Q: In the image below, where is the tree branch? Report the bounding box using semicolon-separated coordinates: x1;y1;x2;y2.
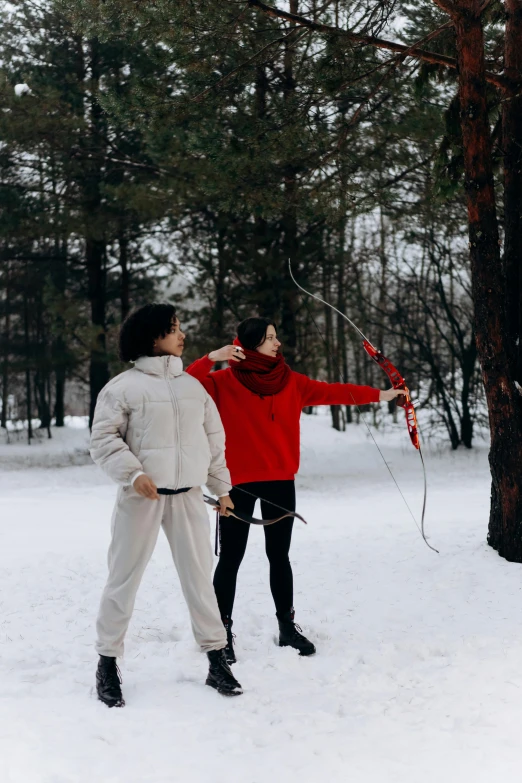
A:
430;0;458;16
246;0;513;92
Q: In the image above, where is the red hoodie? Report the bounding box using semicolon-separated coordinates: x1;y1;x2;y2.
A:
185;355;380;485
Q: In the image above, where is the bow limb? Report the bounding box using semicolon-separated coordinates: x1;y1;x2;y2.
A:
288;259;437;554
289;261;370;343
362;340;420;450
203;495;308;526
418;447;435;552
234;510;308;526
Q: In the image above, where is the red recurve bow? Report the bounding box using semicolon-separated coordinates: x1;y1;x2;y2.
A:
289;260;438;554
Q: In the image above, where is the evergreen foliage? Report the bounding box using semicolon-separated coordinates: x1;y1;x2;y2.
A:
0;0;502;453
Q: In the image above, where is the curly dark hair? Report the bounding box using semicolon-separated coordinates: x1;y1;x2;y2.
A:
237;317;277;351
119;303;177;362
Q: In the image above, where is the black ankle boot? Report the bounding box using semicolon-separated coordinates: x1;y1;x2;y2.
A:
277;609;316;656
206;649;242;696
96;655;125;708
222;617;236;665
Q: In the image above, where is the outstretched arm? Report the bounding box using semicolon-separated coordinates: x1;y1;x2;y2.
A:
295;372;387;408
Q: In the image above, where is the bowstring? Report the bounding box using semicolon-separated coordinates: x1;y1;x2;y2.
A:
207;473;300;518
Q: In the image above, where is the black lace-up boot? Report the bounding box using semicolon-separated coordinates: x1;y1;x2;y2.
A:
277;609;316;656
206;649;242;696
96;655;125;708
222;617;236;665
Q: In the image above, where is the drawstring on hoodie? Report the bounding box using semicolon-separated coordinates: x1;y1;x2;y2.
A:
257;393;275;421
214;509;221;555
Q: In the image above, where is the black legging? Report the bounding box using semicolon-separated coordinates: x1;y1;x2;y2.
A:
213;480;296;618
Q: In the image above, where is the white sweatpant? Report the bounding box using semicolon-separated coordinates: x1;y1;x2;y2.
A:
95;486;226;657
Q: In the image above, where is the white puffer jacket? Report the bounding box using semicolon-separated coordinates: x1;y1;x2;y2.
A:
90;355;231;497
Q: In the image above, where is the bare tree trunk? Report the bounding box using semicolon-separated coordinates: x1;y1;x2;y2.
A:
53;246;67;428
34;372;52;435
47;372;52;438
23;287;33;445
502;0;522;382
49;147;68;428
1;260;10;430
280;0;299;368
214;222;228;340
378;207;397;422
119;228;130;321
87;239;109;427
323;256;341;430
34;294;52;432
446;2;522;559
54;366;65;427
343;221;355;424
85;39;110;427
336;227;347;430
460;337;477;448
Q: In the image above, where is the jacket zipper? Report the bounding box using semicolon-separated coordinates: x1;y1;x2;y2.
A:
164;356;182;489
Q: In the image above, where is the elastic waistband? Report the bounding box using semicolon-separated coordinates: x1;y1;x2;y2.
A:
231;470;296;485
157;487;192;495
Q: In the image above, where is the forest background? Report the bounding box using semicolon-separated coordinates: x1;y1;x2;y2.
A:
1;0;521;558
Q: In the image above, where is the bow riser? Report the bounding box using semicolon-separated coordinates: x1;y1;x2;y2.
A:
404;405;420;450
362;340;406;389
362;339;420;450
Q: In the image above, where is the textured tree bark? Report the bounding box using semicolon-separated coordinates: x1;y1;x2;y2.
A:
459;339;477;448
449;4;522;559
502;0;522;383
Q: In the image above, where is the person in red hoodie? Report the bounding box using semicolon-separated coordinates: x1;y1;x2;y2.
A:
186;316;405;662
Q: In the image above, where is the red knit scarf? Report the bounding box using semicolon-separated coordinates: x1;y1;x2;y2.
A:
229;338;292;396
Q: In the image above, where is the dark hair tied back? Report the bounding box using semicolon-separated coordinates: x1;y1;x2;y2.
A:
119;303;177;362
237;317;276;351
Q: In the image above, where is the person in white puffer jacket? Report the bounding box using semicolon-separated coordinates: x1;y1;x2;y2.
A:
90;303;243;706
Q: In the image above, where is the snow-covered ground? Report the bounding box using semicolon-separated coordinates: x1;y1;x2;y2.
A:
0;417;92;470
1;412;520;783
